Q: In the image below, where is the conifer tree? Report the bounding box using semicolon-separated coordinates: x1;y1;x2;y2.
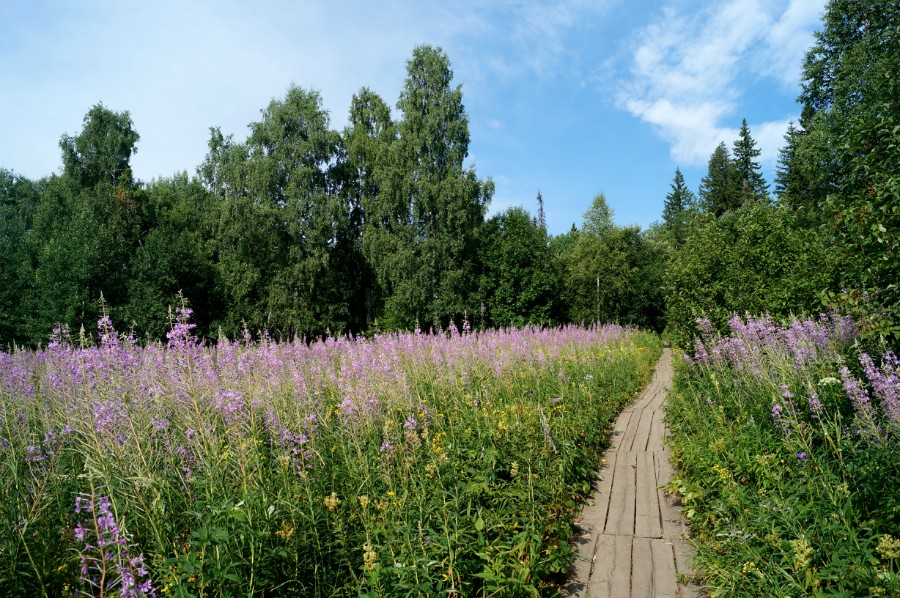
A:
699;142;739;217
536;190;546;230
662;167;695;247
774;121;810;209
732;118;769;204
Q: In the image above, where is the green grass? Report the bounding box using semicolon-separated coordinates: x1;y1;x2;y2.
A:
0;321;661;596
666;315;900;596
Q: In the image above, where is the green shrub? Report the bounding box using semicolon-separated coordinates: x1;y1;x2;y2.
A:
667;315;900;596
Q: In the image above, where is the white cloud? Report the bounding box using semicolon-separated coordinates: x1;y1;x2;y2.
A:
620;0;825;166
754;117;794;164
0;0;614;181
762;0;826;86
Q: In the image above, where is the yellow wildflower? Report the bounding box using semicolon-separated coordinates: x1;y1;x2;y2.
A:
324;492;341;512
876;534;900;560
275;521;295;540
789;538;814;571
362;543;378;570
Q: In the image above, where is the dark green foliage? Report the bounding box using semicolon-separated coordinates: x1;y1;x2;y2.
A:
25;105;143;342
122;173;219;339
699;142;740;217
795;0;900;343
731;118;769;204
773;121;811;211
560;194;665;330
199;86;365;339
0;170;39;346
368;45;493;330
668;318;900;595
60;103;140;189
665;203;842;347
661;167;696;248
477;206;558;328
562;199;629;325
344;88;398;328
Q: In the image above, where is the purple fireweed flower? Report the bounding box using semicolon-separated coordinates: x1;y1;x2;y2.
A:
74;493;156;597
841;366;875;420
693;338;710;363
92;399;130;446
695;317;714;340
214;390;245;426
338;397;358;419
97;315;120;350
380;440;394;456
807;393;823;418
166;306;197;349
403;415;418;430
48;324;72;351
25;445;43;462
859;351;900;430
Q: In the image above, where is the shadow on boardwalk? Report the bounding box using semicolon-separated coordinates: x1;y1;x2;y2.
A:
565;349;702;597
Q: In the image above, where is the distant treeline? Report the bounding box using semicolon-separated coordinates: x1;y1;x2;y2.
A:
1;0;897;348
0;46;664;346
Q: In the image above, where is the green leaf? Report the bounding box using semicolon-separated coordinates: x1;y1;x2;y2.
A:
475;515;484;531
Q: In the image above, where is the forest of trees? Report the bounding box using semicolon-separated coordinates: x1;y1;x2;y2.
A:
1;0;897;349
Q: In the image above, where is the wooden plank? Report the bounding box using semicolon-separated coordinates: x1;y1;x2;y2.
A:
646;407;666;453
658;484;695;584
632;538;678;598
603;451;636;535
581;450;618;528
632;373;660;410
565;521;598;598
609;410;632;451
589;534;633;598
634;451;662;539
569;350;700;595
631;407;655;452
619;407;645;452
651;538;679;598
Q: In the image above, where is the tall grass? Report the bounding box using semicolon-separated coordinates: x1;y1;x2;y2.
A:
667;314;900;596
0;311;660;596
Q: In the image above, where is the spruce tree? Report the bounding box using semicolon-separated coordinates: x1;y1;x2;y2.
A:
662;167;695;247
699;142;739;217
732;118;769;204
536;190;546;230
774;121;810;209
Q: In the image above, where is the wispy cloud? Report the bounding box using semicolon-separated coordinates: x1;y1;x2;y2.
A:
620;0;824;166
0;0;616;181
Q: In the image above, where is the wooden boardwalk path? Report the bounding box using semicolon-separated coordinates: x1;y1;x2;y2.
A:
565;349;700;597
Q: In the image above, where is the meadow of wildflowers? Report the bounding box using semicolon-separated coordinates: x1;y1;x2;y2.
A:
667;314;900;596
0;310;660;596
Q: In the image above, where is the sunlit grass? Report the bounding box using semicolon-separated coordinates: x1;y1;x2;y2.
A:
0;313;660;596
668;315;900;596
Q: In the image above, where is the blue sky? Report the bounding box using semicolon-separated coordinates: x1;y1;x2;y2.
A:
0;0;825;235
